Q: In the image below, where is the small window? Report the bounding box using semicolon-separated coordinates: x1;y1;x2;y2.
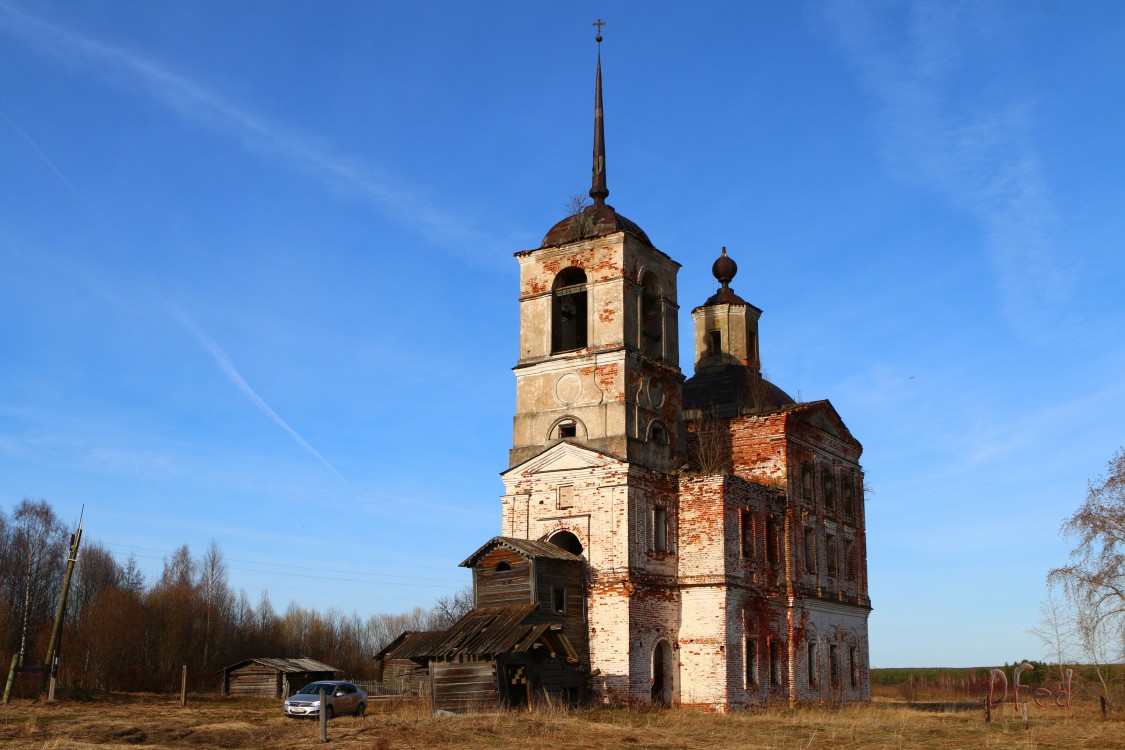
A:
649;421;669;445
769;640;782;686
745;637;758;687
557;484;574;510
740;510;755;560
823;471;836;512
826;533;837;577
706;329;722;357
842;479;855;518
552;587;566;613
849;646;859;688
653;507;668;553
804;527;816;575
830;644;840;688
495;561;512;572
845;540;857;581
807;642;818;689
558;422;577;439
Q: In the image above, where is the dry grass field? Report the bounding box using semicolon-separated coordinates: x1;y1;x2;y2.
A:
0;693;1121;750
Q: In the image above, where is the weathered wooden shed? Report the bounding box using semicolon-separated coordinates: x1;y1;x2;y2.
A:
220;657;338;698
379;537;589;712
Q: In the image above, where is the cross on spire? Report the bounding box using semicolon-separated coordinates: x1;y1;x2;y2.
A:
593;18;606;43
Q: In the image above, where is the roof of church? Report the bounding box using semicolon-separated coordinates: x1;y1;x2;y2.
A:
540;32;653;250
459;536;585;568
683;365;796;417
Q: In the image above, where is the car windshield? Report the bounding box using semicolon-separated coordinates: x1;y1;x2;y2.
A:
295;683;337;696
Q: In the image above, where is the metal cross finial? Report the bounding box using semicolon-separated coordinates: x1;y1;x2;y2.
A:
593;18;605;43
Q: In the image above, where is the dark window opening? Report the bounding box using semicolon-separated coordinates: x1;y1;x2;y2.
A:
769;640;782;687
842;480;855;519
849;646;859;688
746;637;758;687
826;533;838;578
653;507;668;553
706;329;722;358
495;561;512;572
766;516;780;565
649;421;669;445
558;422;577;439
748;331;758;364
549;530;583;556
807;642;818;689
740;509;755;560
804;527;816;575
552;267;588;353
830;644;840;688
823;471;836;512
552;587;566;613
641;272;662;360
845;540;857;582
801;464;814;498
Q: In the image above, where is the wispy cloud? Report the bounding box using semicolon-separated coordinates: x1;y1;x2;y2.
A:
170;305;352;492
0;3;514;266
819;0;1068;333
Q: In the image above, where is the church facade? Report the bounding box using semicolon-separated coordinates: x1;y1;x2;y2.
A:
497;48;871;710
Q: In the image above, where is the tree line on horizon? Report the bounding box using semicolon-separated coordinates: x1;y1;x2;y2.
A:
0;498;471;695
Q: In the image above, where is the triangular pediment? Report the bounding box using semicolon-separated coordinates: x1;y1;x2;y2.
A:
792;400;861;449
502;441;620;478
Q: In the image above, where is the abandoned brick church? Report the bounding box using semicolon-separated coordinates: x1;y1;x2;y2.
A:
378;40;871;712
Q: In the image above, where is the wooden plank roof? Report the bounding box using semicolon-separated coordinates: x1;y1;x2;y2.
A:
459;536;584;568
386;604;565;660
219;657;337;674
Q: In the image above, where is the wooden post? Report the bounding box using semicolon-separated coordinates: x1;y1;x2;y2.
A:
985;698;991;723
180;665;188;707
39;520;83;700
319;687;328;743
1100;696;1107;718
1020;701;1029;729
2;654;18;705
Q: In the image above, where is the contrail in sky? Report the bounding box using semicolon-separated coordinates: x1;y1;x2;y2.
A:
0;2;511;266
170;305;352;491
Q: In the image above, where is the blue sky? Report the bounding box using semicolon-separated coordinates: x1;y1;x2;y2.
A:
2;1;1123;668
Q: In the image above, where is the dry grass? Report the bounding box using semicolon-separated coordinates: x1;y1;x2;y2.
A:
0;693;1120;750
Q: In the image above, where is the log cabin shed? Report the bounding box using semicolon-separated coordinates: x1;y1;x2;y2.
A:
220;657;338;698
379;537;589;712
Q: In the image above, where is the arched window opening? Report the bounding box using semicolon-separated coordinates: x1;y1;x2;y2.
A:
552;267;588;353
548;530;583;556
651;640;674;704
648;420;669;445
495;561;512;572
641;272;662;359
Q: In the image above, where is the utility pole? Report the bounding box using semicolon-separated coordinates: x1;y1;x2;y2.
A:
39;512;83;701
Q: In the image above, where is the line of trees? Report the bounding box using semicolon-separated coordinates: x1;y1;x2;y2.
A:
0;498;472;695
1036;447;1125;707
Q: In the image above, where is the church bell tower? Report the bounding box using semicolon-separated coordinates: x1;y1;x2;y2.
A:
509;39;684;472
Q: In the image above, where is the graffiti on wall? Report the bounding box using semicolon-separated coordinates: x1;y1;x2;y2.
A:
987;661;1072;711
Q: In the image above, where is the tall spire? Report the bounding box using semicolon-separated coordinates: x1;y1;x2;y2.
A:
590;20;608;206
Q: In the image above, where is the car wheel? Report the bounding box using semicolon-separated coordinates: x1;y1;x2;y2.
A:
325;705;334;720
355;702;366;718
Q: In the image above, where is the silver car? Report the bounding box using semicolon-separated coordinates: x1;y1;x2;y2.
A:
283;681;367;719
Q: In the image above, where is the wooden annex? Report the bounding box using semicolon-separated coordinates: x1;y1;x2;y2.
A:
379;537;588;712
219;657;338;698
